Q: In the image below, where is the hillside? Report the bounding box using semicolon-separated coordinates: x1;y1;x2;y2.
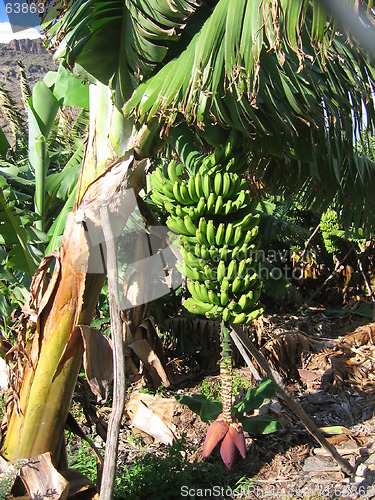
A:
0;38;56;140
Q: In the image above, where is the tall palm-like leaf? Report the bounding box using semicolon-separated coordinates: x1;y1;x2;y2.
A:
124;0;375;233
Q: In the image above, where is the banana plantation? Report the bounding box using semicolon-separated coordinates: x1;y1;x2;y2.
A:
0;0;375;498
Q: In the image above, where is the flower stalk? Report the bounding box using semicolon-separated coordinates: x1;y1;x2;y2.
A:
202;322;246;469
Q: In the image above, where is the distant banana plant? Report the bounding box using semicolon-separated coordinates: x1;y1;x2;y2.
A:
0;63;89;337
150;130;264;467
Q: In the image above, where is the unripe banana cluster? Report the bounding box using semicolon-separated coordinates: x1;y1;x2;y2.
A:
151;136;263;325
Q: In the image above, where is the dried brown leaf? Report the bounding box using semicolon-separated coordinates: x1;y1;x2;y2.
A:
80;326;113;402
22;251;60;321
342;323;375;348
60;469;98;498
130;401;175;445
126;392;176;432
128;338;170;388
19;452;69;500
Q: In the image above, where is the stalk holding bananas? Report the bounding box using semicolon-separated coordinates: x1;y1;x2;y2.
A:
151;132;263;325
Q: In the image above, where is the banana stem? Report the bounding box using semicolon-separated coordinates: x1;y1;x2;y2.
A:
220;322;233;423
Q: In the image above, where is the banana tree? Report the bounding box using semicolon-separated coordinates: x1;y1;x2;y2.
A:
2;0;375;489
1;0;201;469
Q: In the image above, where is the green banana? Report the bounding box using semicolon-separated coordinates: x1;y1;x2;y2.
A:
198;217;207;235
221;276;230;293
227;299;237;311
237;259;247;278
214;171;223;196
177;262;202;281
222;172;231;198
183;298;216;316
206;192;216;212
204;264;216;280
205;304;224;320
232;312;247;324
217;260;226;282
233;193;257;213
152;167;170;192
180;181;193;205
194;243;202;258
167;215;188;235
234;212;259;231
232;189;246;209
215;223;226;246
214;195;224;215
238;243;249;260
204;279;215;290
206;220;215;245
167;159;179;183
175;204;188;218
219;244;229;261
198;282;210;303
209;245;219;260
238;293;250;312
196;196;206;215
181;248;200;268
196;229;209;246
243;227;259;245
245;307;264;323
220;287;229;306
186;279;197;298
222;307;231;322
153;146;262;327
202;175;211;199
150;192;163;208
187;175;199;202
231;275;243;293
208;289;220;305
224;223;234;245
223;199;233;215
227;260;237;280
184;215;197;235
233;226;243;246
231;246;240;261
173;181;184;204
188;206;197;219
195;173;204;198
200;244;210;261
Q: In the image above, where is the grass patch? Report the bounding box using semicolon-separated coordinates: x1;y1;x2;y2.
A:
113;438;232;499
65;430;98;483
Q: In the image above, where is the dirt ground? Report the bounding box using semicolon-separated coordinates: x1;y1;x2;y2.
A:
70;302;375;500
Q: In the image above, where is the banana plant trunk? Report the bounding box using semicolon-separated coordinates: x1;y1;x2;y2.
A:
2;82;137;462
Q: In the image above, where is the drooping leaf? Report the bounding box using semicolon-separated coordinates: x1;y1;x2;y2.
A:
43;0;201;100
175;393;210;416
43;64;89;108
233;378;276;416
123;0;375;235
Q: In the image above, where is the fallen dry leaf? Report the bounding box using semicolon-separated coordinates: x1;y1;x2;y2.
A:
19;452;69;500
80;326;113;402
128;338;170;388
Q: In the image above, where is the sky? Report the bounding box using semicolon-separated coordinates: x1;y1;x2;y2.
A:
0;2;41;43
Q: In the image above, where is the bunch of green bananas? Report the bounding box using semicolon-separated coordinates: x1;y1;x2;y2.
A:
151;134;263;325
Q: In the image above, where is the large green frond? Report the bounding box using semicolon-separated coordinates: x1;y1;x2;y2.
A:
42;0;200;101
124;0;375;234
